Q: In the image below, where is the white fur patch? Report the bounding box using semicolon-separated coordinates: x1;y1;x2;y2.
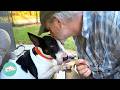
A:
55;40;67;65
56;40;66;52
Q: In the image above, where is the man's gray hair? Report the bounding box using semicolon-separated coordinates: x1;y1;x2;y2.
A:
53;11;82;22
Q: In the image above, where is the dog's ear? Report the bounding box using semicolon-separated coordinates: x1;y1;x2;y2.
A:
28;32;46;48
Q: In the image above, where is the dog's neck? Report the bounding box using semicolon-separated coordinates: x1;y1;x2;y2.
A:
29;47;57;79
30;47;54;62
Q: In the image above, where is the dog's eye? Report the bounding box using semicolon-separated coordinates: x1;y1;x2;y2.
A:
50;45;54;48
44;49;50;55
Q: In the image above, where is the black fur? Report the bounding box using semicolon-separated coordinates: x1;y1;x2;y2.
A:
16;51;38;79
15;32;61;79
28;32;60;59
42;36;60;59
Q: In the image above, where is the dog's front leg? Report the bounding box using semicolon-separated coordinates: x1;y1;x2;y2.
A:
41;65;61;79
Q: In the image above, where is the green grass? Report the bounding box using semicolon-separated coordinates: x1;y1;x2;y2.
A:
13;25;76;51
13;25;39;44
64;37;76;51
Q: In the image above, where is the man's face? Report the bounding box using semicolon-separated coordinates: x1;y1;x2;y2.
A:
45;19;71;44
45;15;83;44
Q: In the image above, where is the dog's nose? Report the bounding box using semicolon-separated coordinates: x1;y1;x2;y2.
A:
63;55;76;62
62;52;68;61
63;56;68;61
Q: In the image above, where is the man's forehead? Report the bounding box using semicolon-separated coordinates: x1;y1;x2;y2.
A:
40;11;60;25
39;11;60;36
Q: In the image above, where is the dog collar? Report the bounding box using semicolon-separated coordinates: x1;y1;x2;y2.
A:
34;47;53;60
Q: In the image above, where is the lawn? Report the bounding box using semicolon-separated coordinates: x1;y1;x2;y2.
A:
13;24;77;51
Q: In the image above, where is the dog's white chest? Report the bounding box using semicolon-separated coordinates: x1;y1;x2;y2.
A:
30;49;55;78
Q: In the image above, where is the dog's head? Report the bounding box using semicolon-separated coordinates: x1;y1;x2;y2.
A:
28;32;68;65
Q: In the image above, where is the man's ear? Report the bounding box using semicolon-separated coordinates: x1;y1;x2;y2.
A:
48;18;62;32
28;32;46;48
54;18;62;31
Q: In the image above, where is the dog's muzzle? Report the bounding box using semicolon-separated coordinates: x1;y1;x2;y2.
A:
63;55;76;62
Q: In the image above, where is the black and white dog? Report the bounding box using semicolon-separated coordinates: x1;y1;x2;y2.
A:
0;33;68;79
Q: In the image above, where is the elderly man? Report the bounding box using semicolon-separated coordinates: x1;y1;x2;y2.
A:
0;29;11;67
39;11;120;79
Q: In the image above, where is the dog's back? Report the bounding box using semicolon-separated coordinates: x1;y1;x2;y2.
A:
0;48;56;79
0;33;69;79
0;50;36;79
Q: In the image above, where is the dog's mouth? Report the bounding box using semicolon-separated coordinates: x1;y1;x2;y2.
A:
63;56;68;61
57;52;77;65
63;55;76;63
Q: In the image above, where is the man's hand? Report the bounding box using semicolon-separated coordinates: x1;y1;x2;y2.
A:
75;59;92;77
